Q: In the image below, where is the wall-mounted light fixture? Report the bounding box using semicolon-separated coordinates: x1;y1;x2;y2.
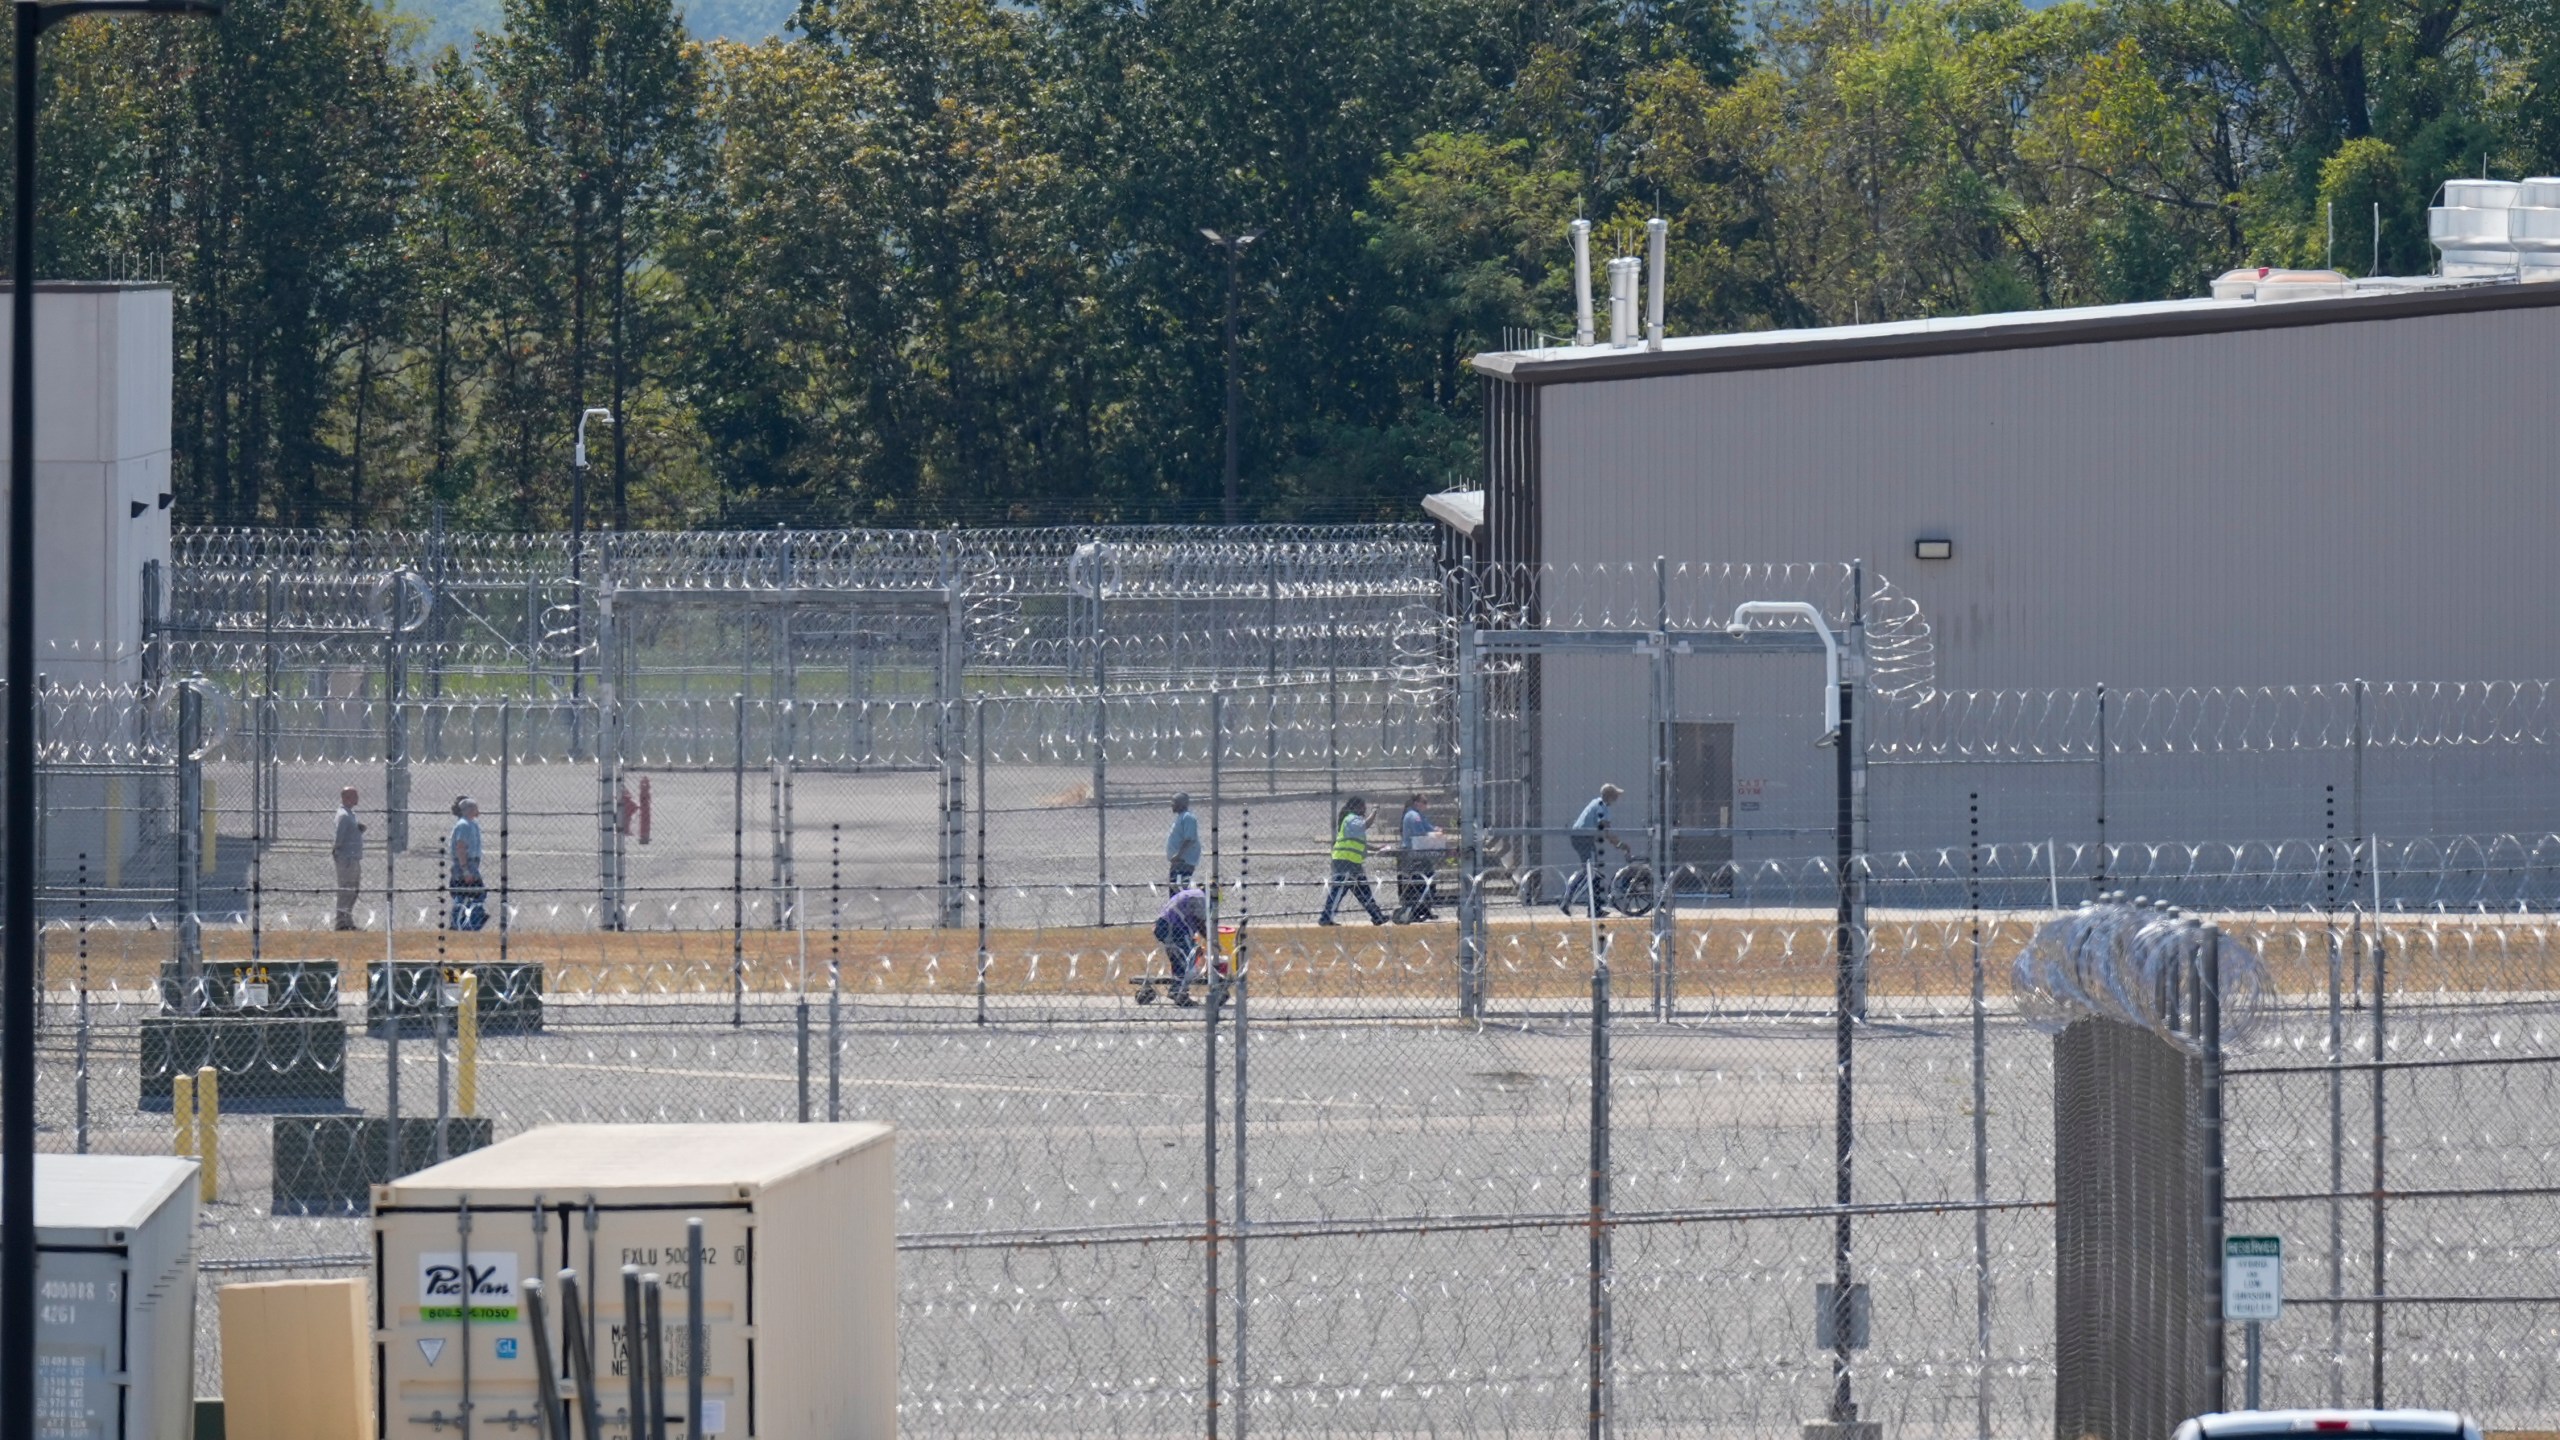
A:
128;501;147;519
1914;538;1953;561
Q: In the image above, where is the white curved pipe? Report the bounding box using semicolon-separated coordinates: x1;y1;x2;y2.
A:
1726;600;1842;737
575;407;616;468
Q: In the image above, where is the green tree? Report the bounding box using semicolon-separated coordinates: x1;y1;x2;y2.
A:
473;0;701;528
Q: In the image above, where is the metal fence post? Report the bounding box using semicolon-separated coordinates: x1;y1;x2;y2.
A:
732;694;746;1029
941;574;968;929
2352;683;2369;1004
387;770;402;1121
31;675;44;984
2330;852;2349;1404
1649;556;1672;1019
1326;613;1339;813
498;702;511;963
597;585;623;931
1234;797;1251;1440
2093;682;2108;894
829;825;843;1121
1093;571;1109;929
778;542;800;929
1970;794;1990;1440
436;852;452;1165
796;883;810;1123
387;587;412;854
262;571;279;843
974;699;989;1024
2369;843;2388;1407
175;683;202;992
1205;688;1230;1431
1263;552;1277;795
1827;568;1863;1428
1588;929;1613;1440
2202;924;2228;1413
1457;629;1484;1020
73;854;88;1155
1205;756;1224;1440
2352;680;2367;868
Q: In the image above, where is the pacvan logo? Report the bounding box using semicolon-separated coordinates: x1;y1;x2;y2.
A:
418;1252;522;1323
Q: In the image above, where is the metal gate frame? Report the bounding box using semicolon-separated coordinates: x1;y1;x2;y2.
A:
1452;562;1885;1433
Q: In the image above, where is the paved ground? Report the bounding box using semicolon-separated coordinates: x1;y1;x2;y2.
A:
41;974;2560;1436
178;756;1400;934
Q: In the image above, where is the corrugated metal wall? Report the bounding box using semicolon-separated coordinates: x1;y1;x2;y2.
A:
1537;304;2560;689
1511;302;2560;861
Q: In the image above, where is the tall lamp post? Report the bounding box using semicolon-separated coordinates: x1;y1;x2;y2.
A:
568;406;612;745
1199;228;1259;526
8;3;216;1436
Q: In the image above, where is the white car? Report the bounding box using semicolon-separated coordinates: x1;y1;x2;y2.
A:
2176;1412;2484;1440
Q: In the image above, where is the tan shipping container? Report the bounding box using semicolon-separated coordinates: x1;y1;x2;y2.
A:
371;1123;895;1440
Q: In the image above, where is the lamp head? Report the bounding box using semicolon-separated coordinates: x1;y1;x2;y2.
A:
574;407;616;467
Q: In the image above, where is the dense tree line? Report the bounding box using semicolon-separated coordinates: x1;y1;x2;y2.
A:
3;0;2551;527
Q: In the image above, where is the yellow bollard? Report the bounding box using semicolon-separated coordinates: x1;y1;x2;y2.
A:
457;972;479;1117
196;1066;219;1204
172;1072;195;1158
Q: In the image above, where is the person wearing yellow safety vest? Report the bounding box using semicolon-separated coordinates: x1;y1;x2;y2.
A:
1316;796;1390;926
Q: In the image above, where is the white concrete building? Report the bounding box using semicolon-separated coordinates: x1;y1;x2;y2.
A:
0;282;175;692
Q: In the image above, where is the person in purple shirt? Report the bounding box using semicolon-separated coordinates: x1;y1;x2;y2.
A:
1153;886;1210;1006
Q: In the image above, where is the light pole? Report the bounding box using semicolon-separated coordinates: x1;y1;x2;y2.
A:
1726;599;1862;1431
9;3;215;1436
1199;228;1259;526
568;406;612;745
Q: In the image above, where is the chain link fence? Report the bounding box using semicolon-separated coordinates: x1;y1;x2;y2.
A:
10;529;2560;1434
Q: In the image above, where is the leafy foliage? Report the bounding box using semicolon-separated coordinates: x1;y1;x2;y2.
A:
6;0;2551;525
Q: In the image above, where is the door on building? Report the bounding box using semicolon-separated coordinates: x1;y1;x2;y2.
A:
1670;721;1736;895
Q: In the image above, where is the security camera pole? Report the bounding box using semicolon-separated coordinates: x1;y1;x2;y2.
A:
8;6;221;1434
1200;228;1261;525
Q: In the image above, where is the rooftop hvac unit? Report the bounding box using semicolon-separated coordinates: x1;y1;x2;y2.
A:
29;1155;201;1440
2431;177;2521;277
2507;176;2560;281
373;1123;896;1440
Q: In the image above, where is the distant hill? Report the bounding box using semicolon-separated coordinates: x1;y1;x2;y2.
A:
383;0;797;53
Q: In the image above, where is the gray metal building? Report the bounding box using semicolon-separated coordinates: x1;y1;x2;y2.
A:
1448;279;2560;890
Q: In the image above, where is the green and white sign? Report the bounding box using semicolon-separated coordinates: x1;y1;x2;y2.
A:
2224;1235;2282;1322
419;1251;521;1323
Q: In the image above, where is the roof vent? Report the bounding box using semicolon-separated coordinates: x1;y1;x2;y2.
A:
2508;177;2560;281
2430;178;2521;278
1607;255;1641;348
2209;267;2353;302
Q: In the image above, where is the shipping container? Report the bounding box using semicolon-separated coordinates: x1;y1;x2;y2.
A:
29;1155;199;1440
371;1123;894;1440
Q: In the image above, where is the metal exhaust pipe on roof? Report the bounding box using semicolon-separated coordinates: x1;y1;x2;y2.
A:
1571;219;1594;346
1645;217;1666;349
1607;255;1640;347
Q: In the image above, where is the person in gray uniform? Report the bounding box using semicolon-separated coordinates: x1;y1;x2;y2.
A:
333;786;367;930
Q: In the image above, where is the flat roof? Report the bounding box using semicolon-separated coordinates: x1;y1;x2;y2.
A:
1470;276;2560;386
378;1122;893;1203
